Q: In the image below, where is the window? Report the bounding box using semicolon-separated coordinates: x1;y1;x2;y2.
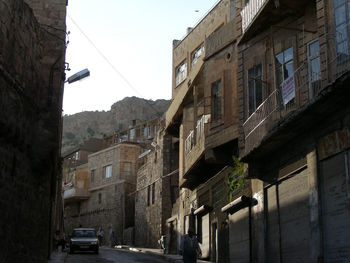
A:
211;80;222;121
152;183;155;204
308;40;321;96
75;152;79;160
275;47;294;105
90;169;95;183
98;193;102;204
153;126;157;137
147;185;151;206
104;165;112;178
212;182;225;208
275;47;294;88
175;60;187;86
129;129;135;140
191;44;204;69
248;64;263;115
334;0;350;62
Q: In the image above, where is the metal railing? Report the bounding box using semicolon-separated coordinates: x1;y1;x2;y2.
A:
185;130;194;154
243;30;350;143
196;115;205;143
241;0;268;33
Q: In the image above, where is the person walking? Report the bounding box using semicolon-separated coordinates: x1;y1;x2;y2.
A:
179;228;201;263
97;227;104;246
109;226;115;248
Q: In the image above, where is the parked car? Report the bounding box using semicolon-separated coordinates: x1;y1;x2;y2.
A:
69;228;99;254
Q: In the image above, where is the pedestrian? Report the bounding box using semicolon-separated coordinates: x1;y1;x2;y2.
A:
109;226;115;248
97;227;104;246
179;228;201;263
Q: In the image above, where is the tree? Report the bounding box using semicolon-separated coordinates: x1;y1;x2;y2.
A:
227;156;245;202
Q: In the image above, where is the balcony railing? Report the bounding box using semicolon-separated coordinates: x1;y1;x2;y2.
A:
63;187;89;200
243;31;350;151
196;115;205;143
184;115;207;155
185;130;194;154
241;0;268;33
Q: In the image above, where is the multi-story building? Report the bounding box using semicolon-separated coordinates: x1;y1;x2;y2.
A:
134;125;179;249
63;120;163;246
0;0;67;261
165;0;240;261
237;0;350;261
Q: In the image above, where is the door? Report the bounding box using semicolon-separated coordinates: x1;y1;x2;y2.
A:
265;168;310;263
320;152;350;261
212;222;218;262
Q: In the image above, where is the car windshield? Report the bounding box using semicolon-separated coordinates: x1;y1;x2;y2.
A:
72;230;96;237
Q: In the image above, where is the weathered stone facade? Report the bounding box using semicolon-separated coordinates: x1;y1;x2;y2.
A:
236;0;350;261
134;130;179;248
0;0;67;262
64;142;142;246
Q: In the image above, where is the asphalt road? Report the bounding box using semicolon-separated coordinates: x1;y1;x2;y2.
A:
65;247;169;263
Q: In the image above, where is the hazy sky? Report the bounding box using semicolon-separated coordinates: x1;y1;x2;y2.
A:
63;0;219;115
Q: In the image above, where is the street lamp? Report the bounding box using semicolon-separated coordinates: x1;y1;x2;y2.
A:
65;68;90;84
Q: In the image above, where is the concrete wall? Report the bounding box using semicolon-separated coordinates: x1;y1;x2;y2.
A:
0;0;66;262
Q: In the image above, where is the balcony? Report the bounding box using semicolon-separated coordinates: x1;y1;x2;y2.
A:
184;115;207;176
239;0;310;43
63;187;89;202
242;32;350;160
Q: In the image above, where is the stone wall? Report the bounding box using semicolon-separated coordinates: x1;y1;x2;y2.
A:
135;132;179;248
64;143;141;245
0;0;66;262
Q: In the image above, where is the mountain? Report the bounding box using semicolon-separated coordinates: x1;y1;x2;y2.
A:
61;97;171;153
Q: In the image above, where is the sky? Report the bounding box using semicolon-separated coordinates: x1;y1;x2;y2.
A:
63;0;220;115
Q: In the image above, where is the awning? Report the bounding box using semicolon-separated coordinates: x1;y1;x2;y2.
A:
194;205;212;216
221;195;257;215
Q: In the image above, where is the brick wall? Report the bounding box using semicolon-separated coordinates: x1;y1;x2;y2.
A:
0;0;66;262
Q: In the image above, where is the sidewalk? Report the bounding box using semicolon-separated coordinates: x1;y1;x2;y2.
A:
115;245;214;263
47;249;67;263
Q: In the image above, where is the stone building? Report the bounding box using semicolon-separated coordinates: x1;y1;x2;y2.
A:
236;0;350;261
63;120;161;245
165;0;240;261
134;126;179;248
64;141;142;245
0;0;67;262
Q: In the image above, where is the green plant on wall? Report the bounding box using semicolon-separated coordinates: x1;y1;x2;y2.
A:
227;156;245;202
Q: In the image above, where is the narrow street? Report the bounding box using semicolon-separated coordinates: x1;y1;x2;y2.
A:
65;248;170;263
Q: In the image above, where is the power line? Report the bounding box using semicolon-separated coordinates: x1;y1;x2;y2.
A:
67;15;163;117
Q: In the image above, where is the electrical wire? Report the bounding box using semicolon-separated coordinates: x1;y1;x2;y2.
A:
67;15;163;117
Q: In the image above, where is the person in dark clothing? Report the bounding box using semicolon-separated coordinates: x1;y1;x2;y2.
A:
179;228;201;263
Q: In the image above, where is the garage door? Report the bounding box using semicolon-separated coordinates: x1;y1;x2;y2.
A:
265;168;310;263
229;207;250;263
320;152;350;262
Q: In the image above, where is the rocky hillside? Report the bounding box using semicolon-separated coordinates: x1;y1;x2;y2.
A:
62;97;171;153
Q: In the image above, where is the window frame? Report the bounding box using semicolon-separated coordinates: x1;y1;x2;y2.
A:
307;39;321;97
211;79;223;122
191;43;204;69
104;165;112;179
247;63;263;116
333;0;350;62
90;169;95;183
175;60;187;87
